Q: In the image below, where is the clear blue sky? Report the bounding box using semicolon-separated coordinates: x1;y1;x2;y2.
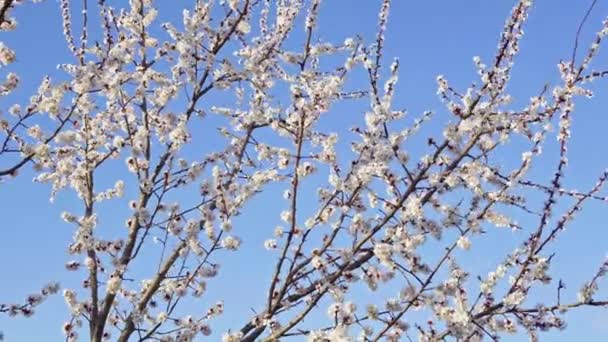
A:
1;0;608;341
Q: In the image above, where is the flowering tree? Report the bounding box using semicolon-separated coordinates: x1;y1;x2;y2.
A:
2;0;608;341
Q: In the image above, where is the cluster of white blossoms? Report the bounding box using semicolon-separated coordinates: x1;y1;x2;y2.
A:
0;282;59;317
2;0;608;341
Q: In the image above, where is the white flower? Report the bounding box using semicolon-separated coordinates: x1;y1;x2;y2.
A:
297;162;315;177
344;38;356;48
221;236;241;251
312;255;326;270
578;282;597;303
156;312;168;324
503;291;525;306
264;239;277;250
222;331;243;342
237;21;250;34
0;43;16;65
326;325;352;342
114;180;125;197
65;261;80;271
457;236;471;250
373;243;393;266
221;220;233;232
106;274;121;294
27;125;43;139
280;210;292;223
61;212;77;223
327;303;341;318
169;122;190;147
227;0;239;11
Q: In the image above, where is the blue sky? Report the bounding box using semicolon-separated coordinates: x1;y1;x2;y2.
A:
1;0;608;341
